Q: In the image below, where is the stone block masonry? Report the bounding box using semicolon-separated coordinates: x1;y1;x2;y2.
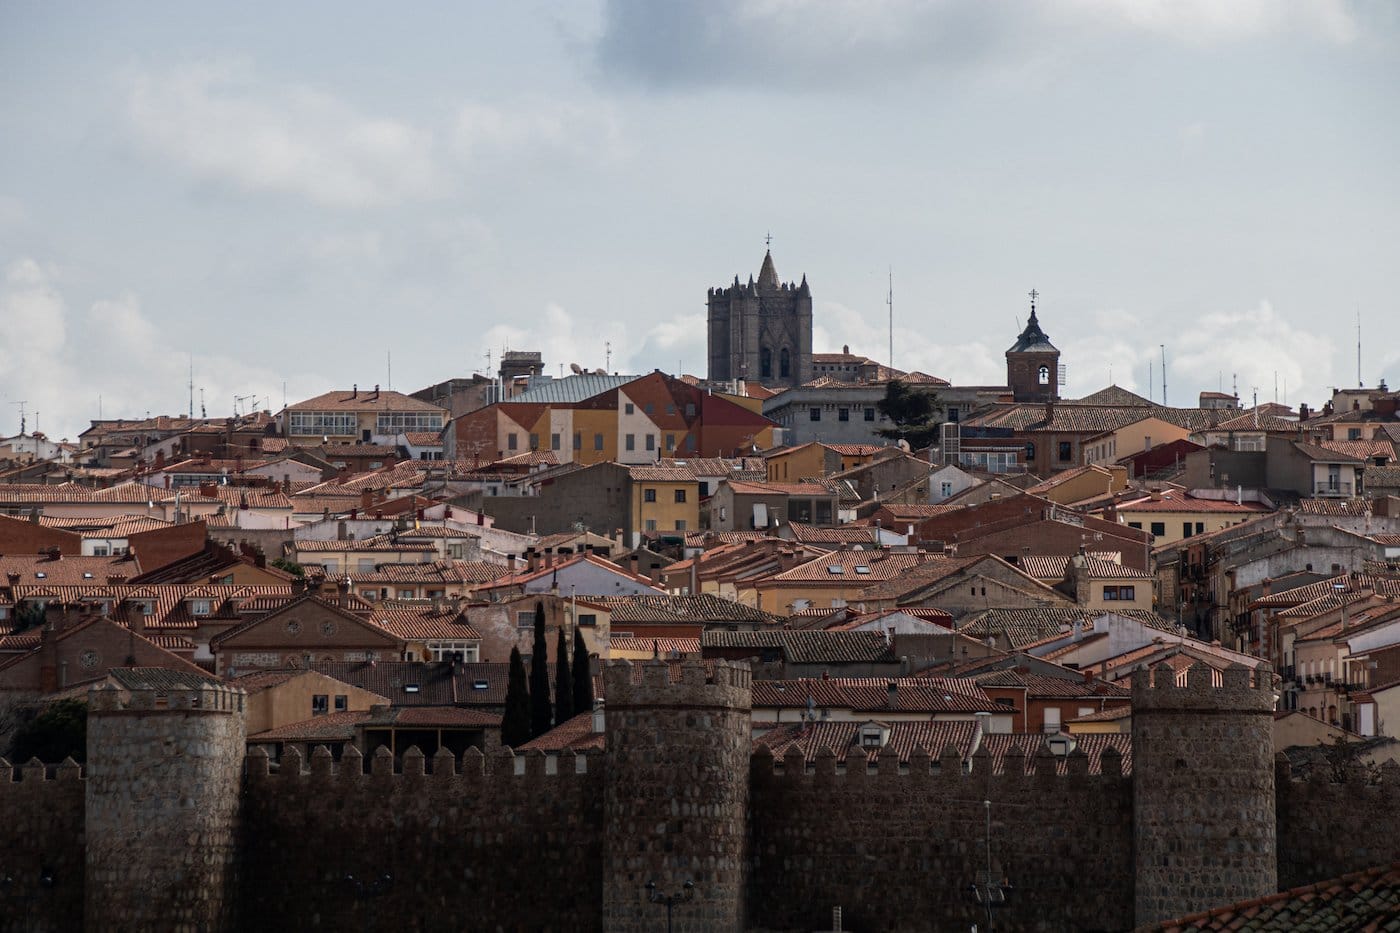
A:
0;757;85;933
85;682;247;933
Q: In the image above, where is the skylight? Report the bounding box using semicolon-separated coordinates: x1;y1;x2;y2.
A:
404;684;420;693
827;565;843;574
472;680;489;690
35;571;46;579
855;566;871;574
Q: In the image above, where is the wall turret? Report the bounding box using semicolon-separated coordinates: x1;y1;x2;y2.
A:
1132;660;1277;927
602;658;752;932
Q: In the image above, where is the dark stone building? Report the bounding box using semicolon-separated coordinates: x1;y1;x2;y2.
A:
707;250;813;389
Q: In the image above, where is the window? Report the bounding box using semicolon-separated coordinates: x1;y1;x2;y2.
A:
684;403;696;417
573;432;582;450
780;348;791;379
1150;522;1166;537
674;489;687;503
838;408;850;422
644;488;657;503
1119;586;1135;601
1043;707;1061;732
940;482;953;497
625;403;635;415
948;408;960;423
516;611;535;629
810;407;822;422
645;434;655;451
189;599;212;616
1183;522;1193;538
625;434;636;451
645;519;657;531
429;641;480;662
397;589;414;599
1038;365;1050;385
577;613;597;627
1348;428;1363;441
1058;441;1073;462
594;433;604;451
1127;521;1142;529
529;433;540;450
861;730;883;748
334;695;348;712
551;433;561;451
864;407;876;421
761;347;773;378
312;694;329;715
1025;443;1036;461
675;520;687;531
374;412;444;433
1103;586;1119;601
665;434;675;451
507;433;518;451
1195;522;1204;534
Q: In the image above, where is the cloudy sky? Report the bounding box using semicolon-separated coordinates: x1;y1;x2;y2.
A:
2;1;1396;440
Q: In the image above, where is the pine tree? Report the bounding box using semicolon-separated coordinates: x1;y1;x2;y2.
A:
529;602;553;737
572;626;593;717
501;647;532;749
554;626;574;724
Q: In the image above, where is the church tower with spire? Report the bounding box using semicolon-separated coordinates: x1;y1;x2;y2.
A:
707;248;813;389
1006;290;1061;402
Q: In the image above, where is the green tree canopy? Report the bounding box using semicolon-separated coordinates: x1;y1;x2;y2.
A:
501;647;532;749
554;626;574;724
528;602;553;737
876;380;944;450
572;626;593;718
9;698;87;764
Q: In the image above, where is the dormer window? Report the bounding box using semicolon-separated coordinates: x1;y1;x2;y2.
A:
189;599;213;616
861;730;883;748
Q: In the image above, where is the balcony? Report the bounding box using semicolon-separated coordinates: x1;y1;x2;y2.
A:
1314;480;1353;497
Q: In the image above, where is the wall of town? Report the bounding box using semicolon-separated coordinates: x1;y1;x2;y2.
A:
0;758;85;933
748;743;1135;932
238;744;605;932
1275;756;1400;891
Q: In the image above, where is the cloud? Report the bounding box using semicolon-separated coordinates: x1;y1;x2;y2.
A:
0;258;324;441
125;59;446;208
813;300;1004;386
592;0;1359;89
452;99;624;165
482;303;629;379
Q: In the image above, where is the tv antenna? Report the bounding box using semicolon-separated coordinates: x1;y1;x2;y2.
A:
886;267;894;374
14;400;27;435
605;341;612;372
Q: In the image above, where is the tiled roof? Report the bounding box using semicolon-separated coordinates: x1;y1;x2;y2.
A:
820;443;887;456
725;480;834;497
1320;438;1396;461
1208;412;1299;432
516;711;605;753
701;629;895;664
626;466;697;482
1366;465;1400;488
350;560;507;585
610;636;701;655
309;660;499;706
755;719;979;763
972;668;1128;698
591;594;780;625
1066;705;1132;723
370;606;482;640
1148;861;1400;932
1018;554;1140;579
228;669;306;693
753;676;999;713
287;390;446;413
0;554;143;588
248;710;366;742
767;550;927;583
784;522;891;545
1296;497;1373;516
294;535;438;553
1117;491;1271;514
402;432;443;447
106;667;220;691
1073;385;1157;407
958;608;1176;648
36;514;173;537
876;503;965;519
977;732;1132;775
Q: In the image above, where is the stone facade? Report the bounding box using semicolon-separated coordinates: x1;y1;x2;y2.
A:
11;658;1400;931
603;659;751;932
85;682;247;933
1131;661;1278;927
707;251;813;390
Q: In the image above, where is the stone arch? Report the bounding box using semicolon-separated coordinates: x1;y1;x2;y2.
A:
1038;364;1051;385
779;347;791;379
760;346;773;379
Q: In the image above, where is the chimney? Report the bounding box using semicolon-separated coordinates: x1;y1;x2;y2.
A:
506;553;517;573
337;575;351;608
525;547;538;573
1045;400;1055;423
352;384;358;399
544;547;554;569
164;474;171;490
1298;402;1310;422
372;384;380;400
361;488;374;511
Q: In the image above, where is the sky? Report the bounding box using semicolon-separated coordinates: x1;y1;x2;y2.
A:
1;0;1397;441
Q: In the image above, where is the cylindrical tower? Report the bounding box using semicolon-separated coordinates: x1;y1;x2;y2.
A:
602;658;752;932
85;681;247;933
1132;660;1277;927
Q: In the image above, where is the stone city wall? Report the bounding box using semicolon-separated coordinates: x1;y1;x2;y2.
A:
238;744;605;933
0;758;85;933
1275;756;1400;891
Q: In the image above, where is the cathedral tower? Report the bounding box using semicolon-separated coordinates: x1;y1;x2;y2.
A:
707;249;813;389
1006;290;1061;402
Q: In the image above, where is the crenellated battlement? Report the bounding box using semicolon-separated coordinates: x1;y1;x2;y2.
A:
602;657;751;712
751;740;1126;783
1131;659;1276;712
0;756;84;786
88;681;246;714
244;743;601;785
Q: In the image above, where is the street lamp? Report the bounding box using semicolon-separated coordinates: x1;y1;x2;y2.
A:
646;879;694;933
965;800;1013;932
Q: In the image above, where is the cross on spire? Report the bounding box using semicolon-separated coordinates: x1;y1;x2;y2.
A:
764;231;773;248
1028;288;1039;308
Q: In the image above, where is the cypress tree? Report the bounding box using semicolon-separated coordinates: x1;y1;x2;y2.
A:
572;626;593;717
554;626;574;724
501;647;532;749
529;602;553;736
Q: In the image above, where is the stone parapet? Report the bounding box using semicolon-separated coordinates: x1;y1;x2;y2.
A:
602;657;751;712
1130;659;1276;712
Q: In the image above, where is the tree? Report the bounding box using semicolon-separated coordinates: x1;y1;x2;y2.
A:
501;647;532;749
572;626;593;717
270;557;306;579
554;626;574;724
529;602;553;737
876;379;944;450
8;698;87;764
11;601;46;634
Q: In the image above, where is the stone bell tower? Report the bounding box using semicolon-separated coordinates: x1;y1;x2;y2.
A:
707;247;813;389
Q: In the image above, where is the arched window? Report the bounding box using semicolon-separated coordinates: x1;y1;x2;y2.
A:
760;347;773;379
779;348;791;378
1038;365;1051;385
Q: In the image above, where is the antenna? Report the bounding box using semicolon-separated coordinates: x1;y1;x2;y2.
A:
605;341;612;372
887;267;894;374
387;350;392;391
1358;309;1363;388
13;400;27;435
188;354;194;420
1149;361;1153;403
200;388;206;419
1160;345;1167;406
1274;371;1278;405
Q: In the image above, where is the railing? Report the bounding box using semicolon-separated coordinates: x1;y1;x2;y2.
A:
1314;480;1353;496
